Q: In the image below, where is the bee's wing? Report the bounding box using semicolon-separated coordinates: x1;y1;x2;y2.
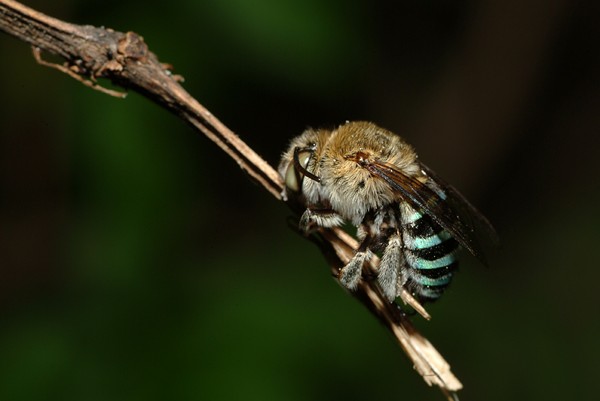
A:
365;160;497;265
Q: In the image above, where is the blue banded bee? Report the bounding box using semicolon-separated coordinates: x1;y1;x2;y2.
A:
279;121;495;303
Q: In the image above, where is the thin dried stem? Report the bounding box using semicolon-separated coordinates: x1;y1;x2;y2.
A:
0;0;462;396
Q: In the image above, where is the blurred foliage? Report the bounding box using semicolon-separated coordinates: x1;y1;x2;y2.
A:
1;0;599;400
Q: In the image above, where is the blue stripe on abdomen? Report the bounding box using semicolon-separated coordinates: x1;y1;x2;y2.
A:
414;273;453;287
411;252;456;270
405;230;452;250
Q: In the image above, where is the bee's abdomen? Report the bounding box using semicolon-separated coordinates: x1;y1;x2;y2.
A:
402;209;459;302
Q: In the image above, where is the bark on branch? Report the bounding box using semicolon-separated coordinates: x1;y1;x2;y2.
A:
0;0;462;397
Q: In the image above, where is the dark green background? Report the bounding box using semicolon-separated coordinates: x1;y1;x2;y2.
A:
1;1;598;400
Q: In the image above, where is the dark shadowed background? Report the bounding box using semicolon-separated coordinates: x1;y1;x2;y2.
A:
1;1;599;400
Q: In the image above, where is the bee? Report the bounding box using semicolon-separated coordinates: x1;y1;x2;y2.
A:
279;121;496;303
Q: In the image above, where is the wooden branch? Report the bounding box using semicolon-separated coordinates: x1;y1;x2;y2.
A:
0;0;462;397
0;0;282;198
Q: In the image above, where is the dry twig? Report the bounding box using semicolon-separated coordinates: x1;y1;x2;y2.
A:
0;0;462;397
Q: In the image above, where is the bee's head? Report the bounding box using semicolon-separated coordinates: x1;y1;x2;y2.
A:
279;127;333;203
284;144;320;192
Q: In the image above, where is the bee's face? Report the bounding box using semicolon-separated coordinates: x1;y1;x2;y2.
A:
278;129;318;193
278;128;327;204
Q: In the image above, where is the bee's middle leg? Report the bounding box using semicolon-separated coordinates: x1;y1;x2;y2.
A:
377;231;403;302
338;233;373;290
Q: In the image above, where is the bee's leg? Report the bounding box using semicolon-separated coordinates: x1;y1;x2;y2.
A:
339;249;373;290
299;208;344;232
377;231;404;302
339;234;374;290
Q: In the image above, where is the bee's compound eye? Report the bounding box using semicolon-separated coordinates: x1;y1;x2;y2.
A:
284;162;299;192
285;150;312;192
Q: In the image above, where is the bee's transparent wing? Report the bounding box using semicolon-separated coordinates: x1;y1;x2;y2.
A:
420;163;499;259
365;160;497;264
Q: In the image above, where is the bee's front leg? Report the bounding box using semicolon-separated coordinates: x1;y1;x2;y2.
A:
299;208;344;232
